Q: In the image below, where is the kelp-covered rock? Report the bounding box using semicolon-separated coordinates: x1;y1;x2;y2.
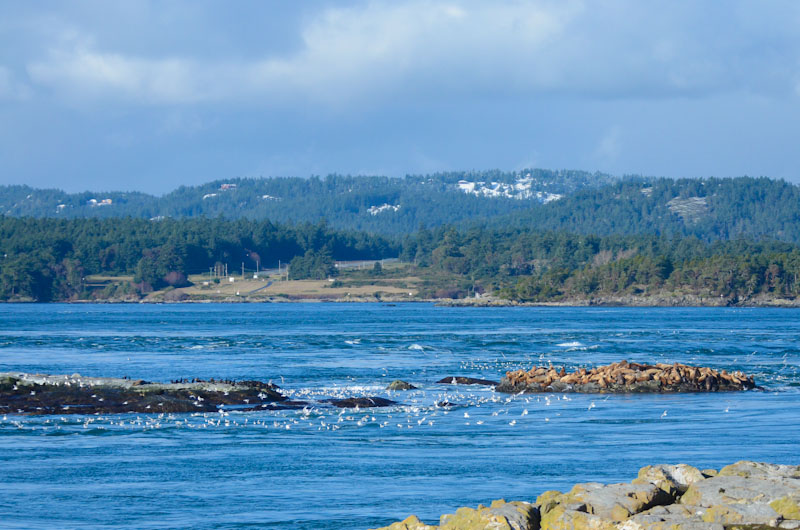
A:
374;461;800;530
497;361;757;394
435;376;499;386
326;396;397;408
0;372;286;415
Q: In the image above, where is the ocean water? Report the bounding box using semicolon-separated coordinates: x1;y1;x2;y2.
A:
0;303;799;530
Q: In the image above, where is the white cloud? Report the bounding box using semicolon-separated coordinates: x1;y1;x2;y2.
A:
21;1;800;106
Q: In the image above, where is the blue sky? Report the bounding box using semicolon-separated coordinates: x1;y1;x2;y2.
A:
1;0;799;193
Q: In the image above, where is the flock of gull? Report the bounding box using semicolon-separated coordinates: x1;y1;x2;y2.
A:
1;380;742;435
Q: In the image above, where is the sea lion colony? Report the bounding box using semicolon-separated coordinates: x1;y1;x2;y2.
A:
497;360;756;393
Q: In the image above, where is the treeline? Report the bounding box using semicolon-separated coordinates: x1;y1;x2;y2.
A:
0;217;396;301
402;226;800;302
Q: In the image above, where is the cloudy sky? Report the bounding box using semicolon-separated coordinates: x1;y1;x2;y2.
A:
1;1;800;193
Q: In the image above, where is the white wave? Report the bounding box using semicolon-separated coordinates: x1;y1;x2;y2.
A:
408;344;426;350
564;345;599;352
344;339;361;345
557;341;584;348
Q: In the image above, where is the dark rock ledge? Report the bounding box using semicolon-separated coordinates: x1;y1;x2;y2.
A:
497;361;758;394
372;461;800;530
0;372;291;415
0;372;400;414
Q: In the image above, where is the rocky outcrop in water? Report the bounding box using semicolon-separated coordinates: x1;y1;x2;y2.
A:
325;397;398;408
436;376;499;386
387;380;417;391
496;361;757;394
0;372;290;415
0;372;405;414
372;461;800;530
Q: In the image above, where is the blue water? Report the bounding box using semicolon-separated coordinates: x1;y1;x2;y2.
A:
1;304;799;530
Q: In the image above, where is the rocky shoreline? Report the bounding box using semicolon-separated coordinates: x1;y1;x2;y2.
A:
372;461;800;530
496;361;757;394
437;294;800;308
5;293;800;306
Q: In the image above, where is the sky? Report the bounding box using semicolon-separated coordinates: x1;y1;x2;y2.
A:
1;0;800;194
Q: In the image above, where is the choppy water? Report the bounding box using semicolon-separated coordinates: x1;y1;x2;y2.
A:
1;303;799;530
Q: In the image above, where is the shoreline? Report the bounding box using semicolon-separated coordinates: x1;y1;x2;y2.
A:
3;294;800;307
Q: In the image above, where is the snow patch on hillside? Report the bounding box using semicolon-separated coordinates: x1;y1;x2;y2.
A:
368;204;401;215
456;174;563;202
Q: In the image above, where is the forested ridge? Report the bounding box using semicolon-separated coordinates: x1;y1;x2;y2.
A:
0;169;609;235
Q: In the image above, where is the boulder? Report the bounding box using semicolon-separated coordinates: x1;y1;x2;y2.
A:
439;500;538;530
634;464;706;496
387;380;417;391
538;481;673;530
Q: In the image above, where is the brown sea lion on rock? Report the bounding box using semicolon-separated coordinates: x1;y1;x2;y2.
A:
496;361;757;394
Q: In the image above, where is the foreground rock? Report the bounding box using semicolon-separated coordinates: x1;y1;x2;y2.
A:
497;360;757;394
372;461;800;530
0;372;290;415
376;500;538;530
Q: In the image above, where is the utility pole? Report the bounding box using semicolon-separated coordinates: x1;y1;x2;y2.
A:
242;262;245;278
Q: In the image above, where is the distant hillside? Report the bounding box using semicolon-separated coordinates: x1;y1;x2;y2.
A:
0;169;613;234
501;176;800;244
5;172;800;243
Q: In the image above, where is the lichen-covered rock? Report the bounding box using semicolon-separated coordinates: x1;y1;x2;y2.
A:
771;496;800;520
373;500;538;530
439;500;538;530
718;461;800;480
369;462;799;530
538;481;673;530
371;515;436;530
679;462;800;528
634;464;705;496
622;503;724;530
